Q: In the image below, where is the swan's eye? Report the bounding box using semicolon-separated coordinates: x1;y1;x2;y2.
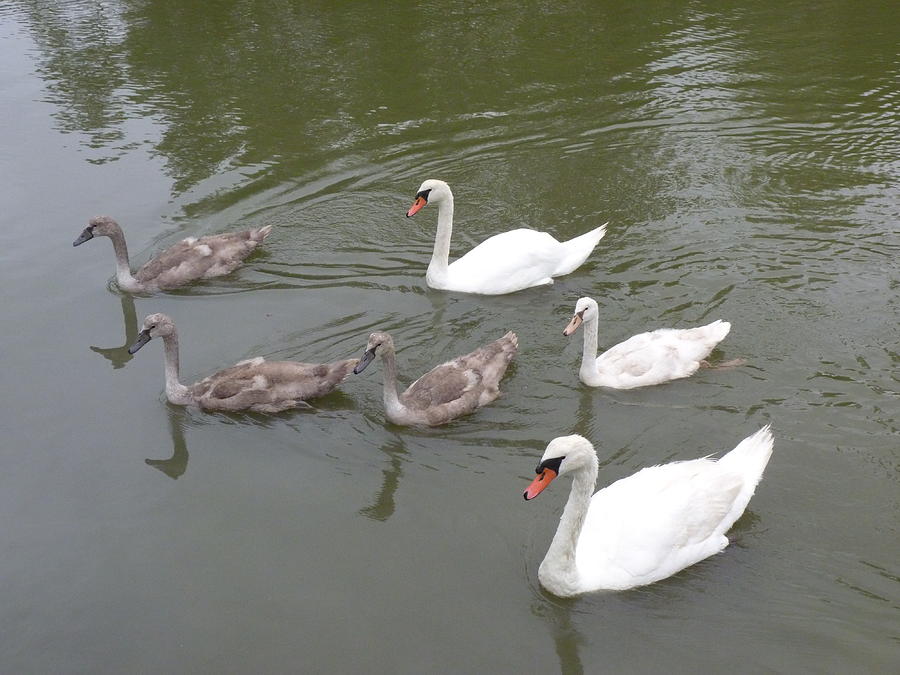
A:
537;456;565;474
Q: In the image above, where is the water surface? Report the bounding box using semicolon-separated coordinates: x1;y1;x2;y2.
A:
1;1;897;672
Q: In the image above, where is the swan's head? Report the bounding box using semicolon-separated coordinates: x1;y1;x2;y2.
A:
406;179;452;217
562;297;599;336
73;216;122;246
524;435;597;500
353;331;395;375
128;313;176;354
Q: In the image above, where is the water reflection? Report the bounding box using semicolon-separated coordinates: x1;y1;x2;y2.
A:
89;293;138;369
144;405;190;479
532;598;586;675
359;439;407;522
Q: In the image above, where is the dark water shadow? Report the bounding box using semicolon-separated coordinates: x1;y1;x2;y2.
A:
89;293;138;369
358;439;408;522
145;405;190;479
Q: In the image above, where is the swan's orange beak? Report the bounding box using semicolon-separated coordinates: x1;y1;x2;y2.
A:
563;311;584;336
406;196;427;218
524;468;557;500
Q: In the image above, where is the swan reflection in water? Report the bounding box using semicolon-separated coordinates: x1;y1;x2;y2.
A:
89;293;138;369
532;599;586;675
358;440;407;522
145;405;190;479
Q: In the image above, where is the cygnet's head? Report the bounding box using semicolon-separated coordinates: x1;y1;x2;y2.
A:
73;216;122;246
562;297;600;336
353;331;395;374
523;434;597;500
406;179;452;218
128;313;176;354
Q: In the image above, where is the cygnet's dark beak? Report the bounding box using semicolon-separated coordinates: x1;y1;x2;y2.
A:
128;329;152;355
353;347;377;374
73;227;94;246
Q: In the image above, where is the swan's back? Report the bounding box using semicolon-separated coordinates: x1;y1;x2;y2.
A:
191;356;356;412
594;320;732;388
398;332;517;424
442;225;606;295
136;226;272;289
576;426;774;590
445;230;566;294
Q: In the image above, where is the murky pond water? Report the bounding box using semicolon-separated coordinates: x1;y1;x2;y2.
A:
1;1;897;672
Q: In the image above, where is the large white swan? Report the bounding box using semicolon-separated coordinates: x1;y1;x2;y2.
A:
524;427;774;595
406;180;607;295
563;297;732;388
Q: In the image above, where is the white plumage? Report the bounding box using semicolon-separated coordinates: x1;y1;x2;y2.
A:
406;179;607;295
524;427;774;596
563;296;732;388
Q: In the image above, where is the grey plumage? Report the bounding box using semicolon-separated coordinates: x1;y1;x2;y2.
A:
129;314;357;413
354;331;518;426
74;216;272;292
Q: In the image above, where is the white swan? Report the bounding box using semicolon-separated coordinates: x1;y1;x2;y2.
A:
406;180;607;295
74;216;272;292
563;297;732;388
524;427;774;595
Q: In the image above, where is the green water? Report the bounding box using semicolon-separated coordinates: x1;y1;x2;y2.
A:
1;1;897;672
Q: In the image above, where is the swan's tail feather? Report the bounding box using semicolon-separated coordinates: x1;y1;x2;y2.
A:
716;425;774;532
251;225;274;242
718;425;773;478
500;331;518;361
703;319;731;344
553;222;608;276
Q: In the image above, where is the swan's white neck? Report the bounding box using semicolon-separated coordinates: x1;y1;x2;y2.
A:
160;333;193;405
378;346;406;418
579;314;604;386
426;194;454;287
106;229;141;291
538;459;598;597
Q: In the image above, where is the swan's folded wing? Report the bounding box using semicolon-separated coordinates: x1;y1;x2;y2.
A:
578;460;740;581
135;231;260;286
596;330;705;387
402;364;481;409
447;229;564;294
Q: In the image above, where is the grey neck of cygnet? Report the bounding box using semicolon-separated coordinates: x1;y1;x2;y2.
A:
378;344;404;413
160;332;192;405
106;227;140;289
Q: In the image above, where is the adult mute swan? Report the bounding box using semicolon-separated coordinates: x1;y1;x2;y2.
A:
406;180;607;295
352;331;517;426
563;297;732;388
74;216;272;292
524;427;774;595
128;314;357;413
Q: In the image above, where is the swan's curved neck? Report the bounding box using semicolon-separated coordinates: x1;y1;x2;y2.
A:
579;315;602;385
426;194;454;284
539;460;597;596
378;345;405;417
160;333;193;405
105;228;140;291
